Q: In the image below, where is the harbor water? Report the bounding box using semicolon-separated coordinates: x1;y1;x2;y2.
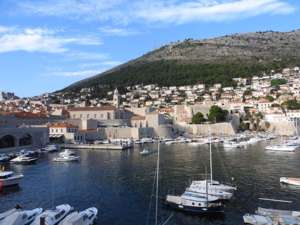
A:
1;141;300;225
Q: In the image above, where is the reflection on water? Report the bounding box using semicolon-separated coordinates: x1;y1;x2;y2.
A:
0;141;299;225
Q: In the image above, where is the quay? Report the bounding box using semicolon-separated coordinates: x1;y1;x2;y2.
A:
63;143;132;150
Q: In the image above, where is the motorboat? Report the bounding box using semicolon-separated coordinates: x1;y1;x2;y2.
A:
256;207;300;217
10;155;38;164
265;144;297;152
58;207;98;225
0;208;42;225
166;191;223;214
223;141;240;148
0;207;22;221
186;186;233;200
0;154;10;163
43;144;59;153
0;170;23;187
140;149;150;156
53;149;80;162
31;204;72;225
280;177;300;186
243;214;273;225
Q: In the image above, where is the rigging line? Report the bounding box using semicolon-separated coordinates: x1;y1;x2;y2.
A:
146;167;157;225
159;213;174;225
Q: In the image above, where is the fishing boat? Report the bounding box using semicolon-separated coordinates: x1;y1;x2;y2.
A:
53;149;80;162
0;208;42;225
58;207;98;225
31;204;72;225
280;177;300;186
0;170;23;187
10;155;38;164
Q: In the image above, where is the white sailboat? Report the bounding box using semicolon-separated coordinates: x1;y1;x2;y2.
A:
0;208;42;225
191;126;237;193
58;207;98;225
31;204;72;225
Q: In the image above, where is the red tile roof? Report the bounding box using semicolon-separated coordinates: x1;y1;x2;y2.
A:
48;122;78;128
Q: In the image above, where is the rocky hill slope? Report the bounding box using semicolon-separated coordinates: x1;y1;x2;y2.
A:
62;29;300;98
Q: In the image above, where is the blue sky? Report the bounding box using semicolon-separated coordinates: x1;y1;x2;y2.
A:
0;0;299;97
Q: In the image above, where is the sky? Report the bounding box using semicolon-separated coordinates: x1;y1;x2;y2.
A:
0;0;300;97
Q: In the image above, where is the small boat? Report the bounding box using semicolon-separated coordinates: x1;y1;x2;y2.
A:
0;208;42;225
256;207;300;217
0;170;23;187
58;207;98;225
0;206;22;221
140;149;150;155
43;144;59;153
223;141;240;148
0;154;10;163
280;177;300;186
31;204;72;225
10;155;38;164
53;149;80;162
166;191;223;214
265;145;297;152
243;214;273;225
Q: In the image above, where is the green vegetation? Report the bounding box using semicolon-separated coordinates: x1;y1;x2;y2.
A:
191;112;206;124
271;78;287;87
208;105;228;123
266;95;275;102
282;99;300;110
62;58;299;98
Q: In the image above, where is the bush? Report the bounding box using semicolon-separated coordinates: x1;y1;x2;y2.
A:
271;79;287;87
191;112;206;124
208;105;228;123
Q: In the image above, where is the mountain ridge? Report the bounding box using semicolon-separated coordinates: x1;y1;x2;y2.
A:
62;29;300;98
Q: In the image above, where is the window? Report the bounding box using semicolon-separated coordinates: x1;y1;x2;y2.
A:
61;128;63;133
107;112;111;119
87;114;90;119
94;114;97;119
80;114;82;118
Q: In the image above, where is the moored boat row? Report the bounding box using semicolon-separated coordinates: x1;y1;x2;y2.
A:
0;205;98;225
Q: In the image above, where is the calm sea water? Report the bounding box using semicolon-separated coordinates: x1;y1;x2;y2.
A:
1;141;300;225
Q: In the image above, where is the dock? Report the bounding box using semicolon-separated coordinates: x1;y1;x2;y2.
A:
63;144;132;150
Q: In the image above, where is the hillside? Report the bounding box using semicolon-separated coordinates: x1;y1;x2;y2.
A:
61;29;300;98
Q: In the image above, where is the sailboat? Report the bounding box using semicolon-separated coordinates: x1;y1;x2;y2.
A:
190;127;237;193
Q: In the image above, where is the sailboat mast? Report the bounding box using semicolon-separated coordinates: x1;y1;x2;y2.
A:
209;126;213;183
155;141;160;225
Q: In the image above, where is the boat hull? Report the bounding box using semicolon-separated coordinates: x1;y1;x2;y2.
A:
280;177;300;186
165;201;224;214
0;175;23;187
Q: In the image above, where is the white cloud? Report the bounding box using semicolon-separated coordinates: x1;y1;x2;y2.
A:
135;0;296;24
18;0;295;24
99;26;140;36
0;26;102;53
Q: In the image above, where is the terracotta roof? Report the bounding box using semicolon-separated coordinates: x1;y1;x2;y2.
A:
48;122;78;128
131;115;146;120
68;106;116;112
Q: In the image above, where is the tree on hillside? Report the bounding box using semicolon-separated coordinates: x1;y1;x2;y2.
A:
271;78;287;87
282;99;300;110
191;112;206;124
208;105;228;123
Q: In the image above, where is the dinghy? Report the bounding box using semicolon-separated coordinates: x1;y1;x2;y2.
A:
31;204;72;225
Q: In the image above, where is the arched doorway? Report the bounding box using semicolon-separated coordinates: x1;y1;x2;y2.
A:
0;135;16;148
19;133;32;146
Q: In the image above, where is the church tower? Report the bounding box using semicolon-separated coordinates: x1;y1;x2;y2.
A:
113;88;120;108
